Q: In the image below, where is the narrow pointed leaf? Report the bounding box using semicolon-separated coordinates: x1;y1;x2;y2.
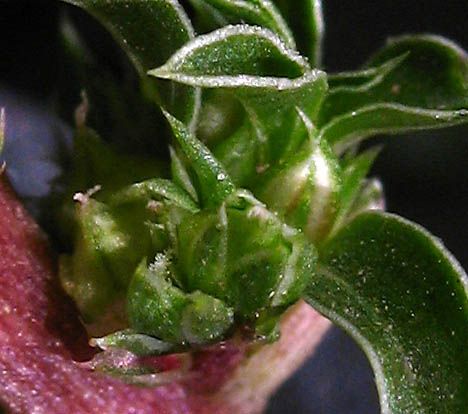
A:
320;103;468;154
270;0;324;66
328;147;380;238
169;146;199;203
305;212;468;414
61;0;199;125
319;35;468;126
163;110;235;207
367;35;468;109
327;54;407;90
188;0;296;49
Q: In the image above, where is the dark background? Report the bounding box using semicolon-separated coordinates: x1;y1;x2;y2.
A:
1;1;467;413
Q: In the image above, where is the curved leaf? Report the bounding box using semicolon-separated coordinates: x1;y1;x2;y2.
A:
61;0;199;126
327;54;406;91
305;212;468;414
319;35;468;128
188;0;296;49
270;0;323;66
150;24;309;79
150;25;327;165
320;103;468;154
367;35;468;109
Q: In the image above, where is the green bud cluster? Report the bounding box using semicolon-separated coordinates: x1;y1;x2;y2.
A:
60;111;322;351
58;0;461;357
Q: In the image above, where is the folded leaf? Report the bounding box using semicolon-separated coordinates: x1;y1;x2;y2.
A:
270;0;324;66
128;256;234;345
150;25;327;166
327;54;406;91
61;0;199;126
367;35;468;109
150;24;309;80
305;212;468;414
320;103;468;154
320;54;407;124
319;35;468;141
188;0;296;49
346;178;385;221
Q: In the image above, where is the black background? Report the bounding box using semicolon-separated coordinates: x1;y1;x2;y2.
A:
1;1;467;413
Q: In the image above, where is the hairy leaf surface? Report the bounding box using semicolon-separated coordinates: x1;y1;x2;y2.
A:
305;212;468;414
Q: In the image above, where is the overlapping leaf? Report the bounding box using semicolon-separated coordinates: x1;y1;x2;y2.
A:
305;212;468;414
270;0;323;66
318;35;468;153
188;0;296;49
321;103;468;154
150;25;327;168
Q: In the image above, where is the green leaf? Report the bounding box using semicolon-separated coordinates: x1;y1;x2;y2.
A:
328;147;381;238
150;24;308;79
110;178;199;213
320;103;468;155
127;256;234;345
367;35;468;109
180;290;234;345
163;110;236;207
255;110;341;243
270;0;324;66
128;256;191;344
150;25;327;166
59;198;138;332
319;54;408;124
176;193;317;318
305;212;468;414
346;178;385;221
212;119;258;187
320;36;468;126
187;0;296;49
91;329;174;356
326;54;406;91
169;146;199;203
61;0;199;126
